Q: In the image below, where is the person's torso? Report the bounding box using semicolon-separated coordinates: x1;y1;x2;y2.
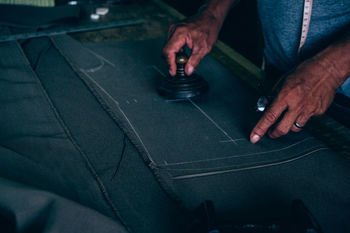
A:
257;0;350;70
257;0;350;96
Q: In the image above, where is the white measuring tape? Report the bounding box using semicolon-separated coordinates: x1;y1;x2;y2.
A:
298;0;313;53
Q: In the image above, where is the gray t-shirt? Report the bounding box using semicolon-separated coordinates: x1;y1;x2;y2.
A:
257;0;350;97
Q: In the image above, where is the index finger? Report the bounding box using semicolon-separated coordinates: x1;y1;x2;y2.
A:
162;32;187;76
250;100;287;143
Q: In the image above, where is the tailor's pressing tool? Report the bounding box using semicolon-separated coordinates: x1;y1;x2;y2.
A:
157;50;209;100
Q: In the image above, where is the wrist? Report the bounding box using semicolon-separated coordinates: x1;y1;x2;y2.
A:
313;32;350;88
200;9;223;29
314;53;349;90
200;0;237;26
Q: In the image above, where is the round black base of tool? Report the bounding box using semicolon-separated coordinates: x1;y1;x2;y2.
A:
157;74;209;100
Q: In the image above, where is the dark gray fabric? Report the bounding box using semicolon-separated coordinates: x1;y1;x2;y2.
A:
0;40;117;218
0;38;183;233
0;177;127;233
52;35;350;233
1;35;350;233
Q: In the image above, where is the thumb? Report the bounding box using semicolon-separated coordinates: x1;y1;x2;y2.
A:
185;47;206;76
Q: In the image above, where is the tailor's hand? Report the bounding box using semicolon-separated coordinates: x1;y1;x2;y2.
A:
250;57;345;143
163;11;221;76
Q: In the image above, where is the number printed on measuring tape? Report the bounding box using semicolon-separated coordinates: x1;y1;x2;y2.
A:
298;0;313;53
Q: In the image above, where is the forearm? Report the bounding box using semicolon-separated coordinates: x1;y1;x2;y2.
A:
200;0;239;28
312;32;350;89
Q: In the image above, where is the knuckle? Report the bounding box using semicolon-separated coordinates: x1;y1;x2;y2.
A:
254;126;264;134
305;105;316;115
162;47;170;56
300;80;315;93
189;59;199;68
162;51;173;61
203;45;211;54
252;125;265;136
195;40;205;48
198;49;208;58
300;114;310;123
168;28;186;40
191;47;200;55
275;127;289;136
315;107;326;115
301;82;313;92
175;27;185;34
264;111;278;123
175;26;191;35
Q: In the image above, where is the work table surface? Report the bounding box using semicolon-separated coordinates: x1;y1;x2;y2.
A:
70;0;350;158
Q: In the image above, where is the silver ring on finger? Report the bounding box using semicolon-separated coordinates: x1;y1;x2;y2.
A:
294;122;303;129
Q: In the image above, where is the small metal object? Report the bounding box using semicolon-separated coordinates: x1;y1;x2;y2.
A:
90;13;100;21
68;1;78;5
294;122;303;129
256;74;286;113
96;7;109;16
175;52;187;77
256;96;270;112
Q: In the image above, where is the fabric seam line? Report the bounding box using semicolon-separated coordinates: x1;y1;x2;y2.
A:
171;147;329;180
16;39;122;224
160;137;315;166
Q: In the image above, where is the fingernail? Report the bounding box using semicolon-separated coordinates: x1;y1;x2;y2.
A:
250;134;260;144
169;70;174;76
187;65;194;75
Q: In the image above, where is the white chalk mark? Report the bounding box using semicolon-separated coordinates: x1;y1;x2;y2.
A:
171;147;328;180
80;69;155;165
133;99;138;103
126;100;130;104
160;137;314;166
187;98;237;145
151;66;238;144
82;48;116;73
88;49;116;67
220;138;246;143
165;99;186;103
85;58;105;73
162;145;323;171
152;65;166;77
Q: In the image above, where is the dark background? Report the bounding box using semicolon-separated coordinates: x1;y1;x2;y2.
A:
60;0;263;66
